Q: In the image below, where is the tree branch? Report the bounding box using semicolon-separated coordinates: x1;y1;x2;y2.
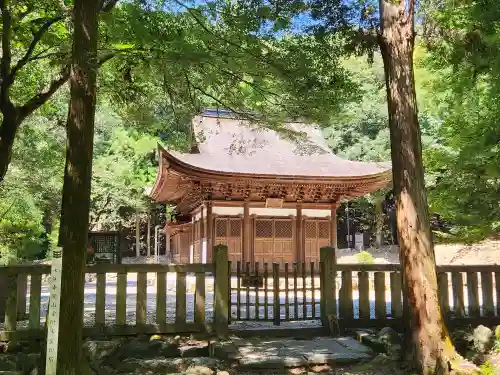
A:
100;0;119;13
18;52;114;121
18;66;70;121
10;16;65;80
185;73;259;122
171;0;289;76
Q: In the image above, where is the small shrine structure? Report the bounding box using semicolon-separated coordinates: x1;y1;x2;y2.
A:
149;110;391;266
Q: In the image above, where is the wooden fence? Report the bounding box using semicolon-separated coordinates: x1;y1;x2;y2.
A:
2;245;500;341
0;245;229;341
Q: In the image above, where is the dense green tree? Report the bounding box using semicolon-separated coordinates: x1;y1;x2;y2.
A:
0;0;118;182
422;0;500;241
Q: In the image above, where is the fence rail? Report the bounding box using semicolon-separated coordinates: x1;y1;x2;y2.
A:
2;245;500;341
0;262;217;341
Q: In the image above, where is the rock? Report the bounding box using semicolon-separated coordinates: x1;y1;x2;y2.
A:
471;325;494;354
370;353;391;365
0;353;40;373
21;353;40;374
378;327;403;360
185;365;214;375
212;341;239;360
310;364;332;373
0;356;17;371
160;341;182;358
182;357;219;368
180;344;209;358
386;343;402;361
378;327;400;344
115;357;179;373
83;340;121;362
116;338;180;359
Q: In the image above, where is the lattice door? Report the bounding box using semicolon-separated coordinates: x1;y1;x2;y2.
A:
305;219;329;263
215;217;242;263
254;218;293;267
179;230;191;264
274;219;293;267
318;220;330;252
193;220;202;263
254;219;273;265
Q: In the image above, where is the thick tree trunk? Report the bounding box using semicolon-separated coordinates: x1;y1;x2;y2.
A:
0;113;19;183
378;0;457;374
56;0;99;374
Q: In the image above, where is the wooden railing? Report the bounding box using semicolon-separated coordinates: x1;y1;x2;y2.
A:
330;263;500;330
0;247;230;341
331;264;403;329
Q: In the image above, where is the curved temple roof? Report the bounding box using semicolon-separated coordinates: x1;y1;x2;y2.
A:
170;115;389;178
150;113;391;210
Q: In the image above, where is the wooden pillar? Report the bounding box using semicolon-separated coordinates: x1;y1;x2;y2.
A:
206;202;213;263
243;202;251;264
330;205;338;249
320;246;337;334
190;216;195;264
199;206;204;264
200;206;205;240
213;244;229;338
296;204;303;262
165;230;171;260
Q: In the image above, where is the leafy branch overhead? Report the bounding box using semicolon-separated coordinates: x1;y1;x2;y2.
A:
0;0;120;183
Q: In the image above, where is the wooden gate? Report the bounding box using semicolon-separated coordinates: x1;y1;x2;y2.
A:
230;261;321;324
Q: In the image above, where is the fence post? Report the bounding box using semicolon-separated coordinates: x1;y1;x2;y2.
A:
213;244;229;339
273;263;280;325
320;246;337;335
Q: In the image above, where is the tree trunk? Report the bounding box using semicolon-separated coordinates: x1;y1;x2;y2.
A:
378;0;457;373
56;0;99;374
0;110;19;183
374;195;384;248
135;211;141;257
147;213;151;257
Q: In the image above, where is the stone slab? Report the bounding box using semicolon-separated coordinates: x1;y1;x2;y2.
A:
230;336;373;369
238;356;287;370
332;336;374;354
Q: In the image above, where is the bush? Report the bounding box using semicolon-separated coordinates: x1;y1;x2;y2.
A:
355;250;374;264
479;361;496;375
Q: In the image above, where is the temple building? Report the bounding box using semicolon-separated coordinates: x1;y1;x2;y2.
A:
149;110;391;266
